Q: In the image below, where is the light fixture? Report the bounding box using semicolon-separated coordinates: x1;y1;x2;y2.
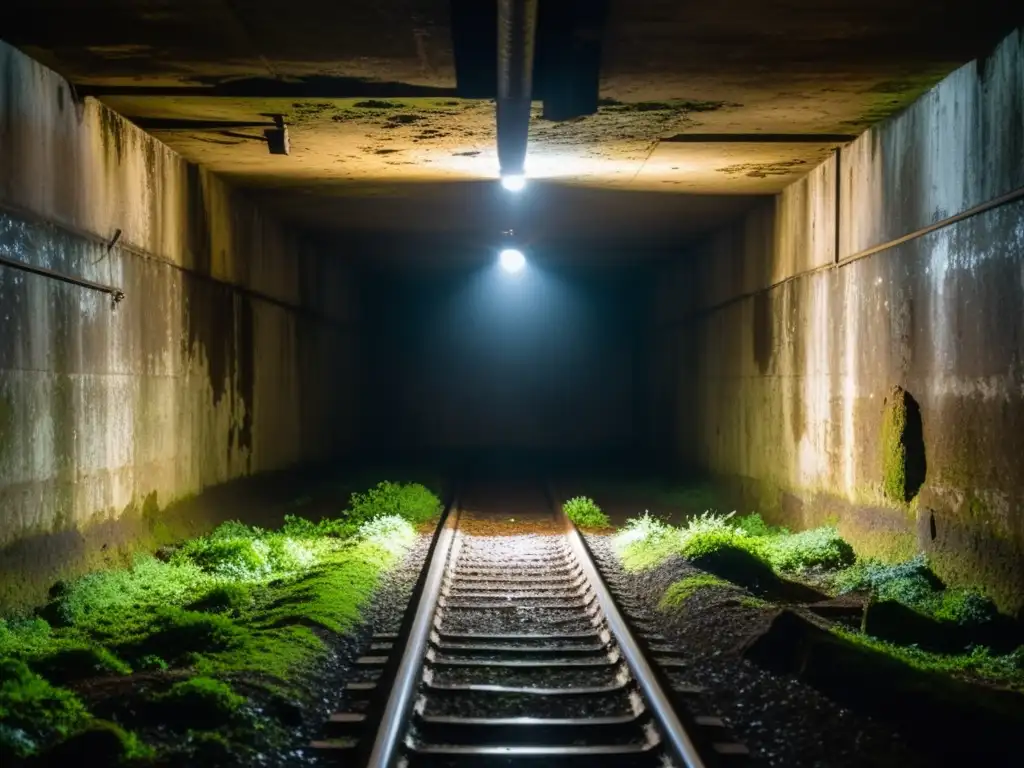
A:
499;248;526;274
500;174;526;192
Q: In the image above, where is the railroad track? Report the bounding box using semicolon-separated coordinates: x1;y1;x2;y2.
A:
313;489;747;767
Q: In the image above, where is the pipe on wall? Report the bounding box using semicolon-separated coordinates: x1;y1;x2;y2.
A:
496;0;538;176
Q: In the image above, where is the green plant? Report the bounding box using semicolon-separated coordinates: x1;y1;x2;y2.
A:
563;497;610;528
45;555;213;636
659;574;733;609
835;555;943;608
348;481;441;526
733;513;788;537
0;659;89;758
613;512;684;571
0;478;427;762
835;555;1001;630
175;536;272;580
933;589;999;626
264;535;317;572
762;526;855;571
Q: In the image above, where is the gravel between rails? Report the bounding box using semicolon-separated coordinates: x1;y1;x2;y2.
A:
430;664;622;688
429;531;643;728
422;689;633;717
585;533;933;768
441;607;596;634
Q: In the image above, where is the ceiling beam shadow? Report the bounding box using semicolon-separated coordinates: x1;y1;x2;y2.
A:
75;76;458;99
663;133;856;143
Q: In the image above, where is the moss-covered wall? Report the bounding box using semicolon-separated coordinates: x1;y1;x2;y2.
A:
0;42;358;610
652;28;1024;614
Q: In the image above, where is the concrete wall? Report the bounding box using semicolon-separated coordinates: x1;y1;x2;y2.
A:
653;28;1024;612
0;41;357;608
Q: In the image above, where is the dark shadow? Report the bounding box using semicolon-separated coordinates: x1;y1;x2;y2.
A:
903;391;927;500
752;290;773;374
663;133;856;143
76;76;457;99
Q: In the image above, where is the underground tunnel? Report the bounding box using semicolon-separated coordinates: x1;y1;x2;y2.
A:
0;2;1022;766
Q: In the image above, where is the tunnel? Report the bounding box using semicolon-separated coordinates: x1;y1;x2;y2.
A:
0;3;1022;767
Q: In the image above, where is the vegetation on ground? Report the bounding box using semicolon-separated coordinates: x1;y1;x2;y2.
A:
563;496;610;528
658;574;734;609
0;480;439;763
613;510;853;575
609;493;1022;690
835;554;1003;629
835;629;1024;689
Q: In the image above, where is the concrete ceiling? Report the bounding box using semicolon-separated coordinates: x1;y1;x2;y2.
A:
2;1;1018;261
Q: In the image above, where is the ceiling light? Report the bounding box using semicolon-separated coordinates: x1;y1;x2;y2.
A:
499;248;526;274
501;174;526;192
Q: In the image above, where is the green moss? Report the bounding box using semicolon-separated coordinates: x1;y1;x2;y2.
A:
30;645;132;683
189;584;254;616
43;720;155;765
183;730;234;762
154;677;246;727
881;386;909;502
0;479;427;760
739;596;770;609
0;658;89;758
563;497;610;528
136;608;246;662
658;575;734;609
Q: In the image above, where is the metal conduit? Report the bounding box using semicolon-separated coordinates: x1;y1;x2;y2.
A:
496;0;538;176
